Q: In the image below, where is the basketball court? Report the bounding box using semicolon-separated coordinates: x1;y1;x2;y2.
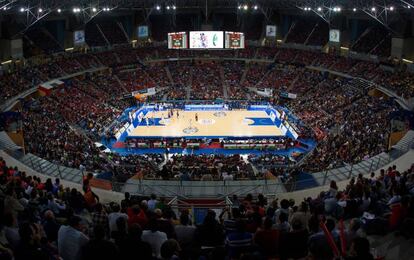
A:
128;110;284;138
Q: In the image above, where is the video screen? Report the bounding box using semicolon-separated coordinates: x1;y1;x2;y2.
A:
189;31;224;49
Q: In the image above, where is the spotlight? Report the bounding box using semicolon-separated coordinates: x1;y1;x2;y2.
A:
238;5;241;10
3;6;7;10
166;5;170;10
389;6;394;11
371;7;376;12
253;5;258;10
408;5;411;9
38;8;43;13
317;7;322;11
57;8;61;13
172;5;176;10
353;7;357;12
20;7;25;12
155;5;161;10
92;7;97;12
243;4;248;10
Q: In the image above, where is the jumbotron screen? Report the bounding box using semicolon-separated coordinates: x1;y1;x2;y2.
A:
168;32;188;49
189;31;224;49
225;32;245;49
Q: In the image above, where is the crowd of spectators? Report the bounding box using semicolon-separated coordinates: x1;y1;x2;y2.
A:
0;45;408;183
190;63;223;100
222;61;249;100
159;154;254;181
1;156;414;260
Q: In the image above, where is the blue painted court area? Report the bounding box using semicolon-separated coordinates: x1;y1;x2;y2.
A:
245;117;275;126
137;118;165;126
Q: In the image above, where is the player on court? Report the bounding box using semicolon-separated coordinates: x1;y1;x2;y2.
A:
145;116;149;127
195;113;198;122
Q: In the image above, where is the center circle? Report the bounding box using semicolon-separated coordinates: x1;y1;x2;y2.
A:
198;118;215;125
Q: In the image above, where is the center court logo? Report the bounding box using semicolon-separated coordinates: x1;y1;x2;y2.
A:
213;111;227;117
198;119;215;125
183;126;199;134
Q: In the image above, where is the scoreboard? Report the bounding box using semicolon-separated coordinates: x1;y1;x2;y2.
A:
168;31;245;49
168;32;188;49
225;32;245;49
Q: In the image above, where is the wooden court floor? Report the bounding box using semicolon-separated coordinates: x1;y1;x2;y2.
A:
129;110;283;138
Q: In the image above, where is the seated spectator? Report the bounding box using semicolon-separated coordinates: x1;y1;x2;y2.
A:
81;225;118;260
57;216;89;260
142;218;168;258
225;219;253;259
174;212;196;248
14;222;50;260
91;203;109;234
346;237;374;260
42;210;60;244
160;239;181;260
118;224;153;259
108;203;128;234
194;210;225;247
308;218;338;259
279;219;309;259
254;217;280;258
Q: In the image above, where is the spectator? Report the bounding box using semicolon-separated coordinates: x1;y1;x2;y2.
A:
118;224;153;260
254;217;280;258
57;216;89;260
160;239;181;260
225;219;253;259
81;225;118;260
108;203;128;234
142;218;168;258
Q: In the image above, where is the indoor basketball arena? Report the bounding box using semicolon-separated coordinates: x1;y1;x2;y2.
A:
1;0;414;259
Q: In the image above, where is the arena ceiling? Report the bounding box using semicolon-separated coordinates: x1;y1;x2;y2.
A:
3;0;414;11
2;0;413;31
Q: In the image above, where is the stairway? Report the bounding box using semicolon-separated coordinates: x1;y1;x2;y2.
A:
113;75;129;92
165;66;174;85
219;66;227;98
